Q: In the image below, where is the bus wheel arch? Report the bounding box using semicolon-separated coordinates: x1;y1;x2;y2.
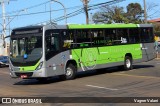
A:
124;53;133;70
60;60;77;80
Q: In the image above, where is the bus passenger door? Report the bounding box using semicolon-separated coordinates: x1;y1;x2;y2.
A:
141;43;155;61
45;30;61;77
140;28;155;61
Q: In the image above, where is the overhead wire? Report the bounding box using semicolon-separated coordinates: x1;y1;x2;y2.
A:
35;0;122;25
2;0;51;16
2;0;126;28
4;5;83;18
3;0;125;18
49;0;126;23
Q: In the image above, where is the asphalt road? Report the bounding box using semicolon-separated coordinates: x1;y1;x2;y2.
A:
0;59;160;106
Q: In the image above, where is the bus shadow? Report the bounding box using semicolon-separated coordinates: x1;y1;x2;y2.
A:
14;77;61;85
76;65;155;79
76;68;122;79
14;65;154;85
133;65;154;69
13;68;120;85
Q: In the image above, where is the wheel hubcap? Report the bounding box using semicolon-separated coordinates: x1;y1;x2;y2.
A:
66;67;73;76
126;59;131;68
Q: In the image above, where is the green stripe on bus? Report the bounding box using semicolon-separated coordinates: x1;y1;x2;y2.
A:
68;24;138;29
20;62;40;72
71;44;142;68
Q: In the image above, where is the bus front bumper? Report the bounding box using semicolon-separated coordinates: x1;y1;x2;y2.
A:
9;68;46;79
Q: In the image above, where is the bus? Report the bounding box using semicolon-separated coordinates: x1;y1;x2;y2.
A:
9;24;156;80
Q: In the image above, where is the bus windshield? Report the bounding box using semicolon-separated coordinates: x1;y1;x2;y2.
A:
10;35;42;66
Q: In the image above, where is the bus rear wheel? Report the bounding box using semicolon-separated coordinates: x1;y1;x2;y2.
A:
59;64;76;80
124;56;133;70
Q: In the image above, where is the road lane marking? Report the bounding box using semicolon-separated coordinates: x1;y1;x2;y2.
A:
113;73;160;79
86;85;119;91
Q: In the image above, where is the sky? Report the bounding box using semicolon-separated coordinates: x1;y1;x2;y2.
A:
0;0;160;35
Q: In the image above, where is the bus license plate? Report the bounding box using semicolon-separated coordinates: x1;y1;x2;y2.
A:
20;75;28;79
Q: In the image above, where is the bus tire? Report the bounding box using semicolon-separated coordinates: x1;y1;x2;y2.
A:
124;56;133;70
59;64;76;80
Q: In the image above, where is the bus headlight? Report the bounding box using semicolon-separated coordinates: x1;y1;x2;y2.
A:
36;62;43;70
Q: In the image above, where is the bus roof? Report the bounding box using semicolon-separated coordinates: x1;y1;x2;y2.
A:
68;24;153;29
12;25;43;31
12;24;153;32
12;24;67;31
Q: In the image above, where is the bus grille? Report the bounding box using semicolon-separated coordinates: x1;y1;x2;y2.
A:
15;72;33;77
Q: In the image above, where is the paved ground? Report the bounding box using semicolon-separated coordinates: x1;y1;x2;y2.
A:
0;59;160;106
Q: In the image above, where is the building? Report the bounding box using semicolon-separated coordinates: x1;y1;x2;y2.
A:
148;18;160;23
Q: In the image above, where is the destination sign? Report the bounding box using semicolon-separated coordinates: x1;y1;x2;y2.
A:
15;29;39;35
12;28;42;35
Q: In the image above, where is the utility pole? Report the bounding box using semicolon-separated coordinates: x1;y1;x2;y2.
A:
143;0;147;23
0;0;10;56
1;0;16;38
81;0;90;24
0;0;7;56
1;0;7;39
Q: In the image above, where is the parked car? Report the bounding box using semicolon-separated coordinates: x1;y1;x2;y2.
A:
0;56;9;67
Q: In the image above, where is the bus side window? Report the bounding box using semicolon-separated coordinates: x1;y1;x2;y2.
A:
91;30;105;46
62;30;75;49
62;30;68;49
76;29;91;47
46;34;59;52
129;28;140;44
149;28;154;42
45;30;60;60
105;29;116;45
140;28;153;43
116;29;129;44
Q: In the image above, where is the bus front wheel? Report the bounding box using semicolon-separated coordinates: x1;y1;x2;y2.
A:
124;56;133;70
59;64;76;80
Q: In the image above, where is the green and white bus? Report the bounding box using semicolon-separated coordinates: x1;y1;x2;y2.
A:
9;24;156;80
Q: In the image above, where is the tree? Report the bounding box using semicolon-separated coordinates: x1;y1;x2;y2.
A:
126;3;144;23
92;3;144;24
93;6;128;24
